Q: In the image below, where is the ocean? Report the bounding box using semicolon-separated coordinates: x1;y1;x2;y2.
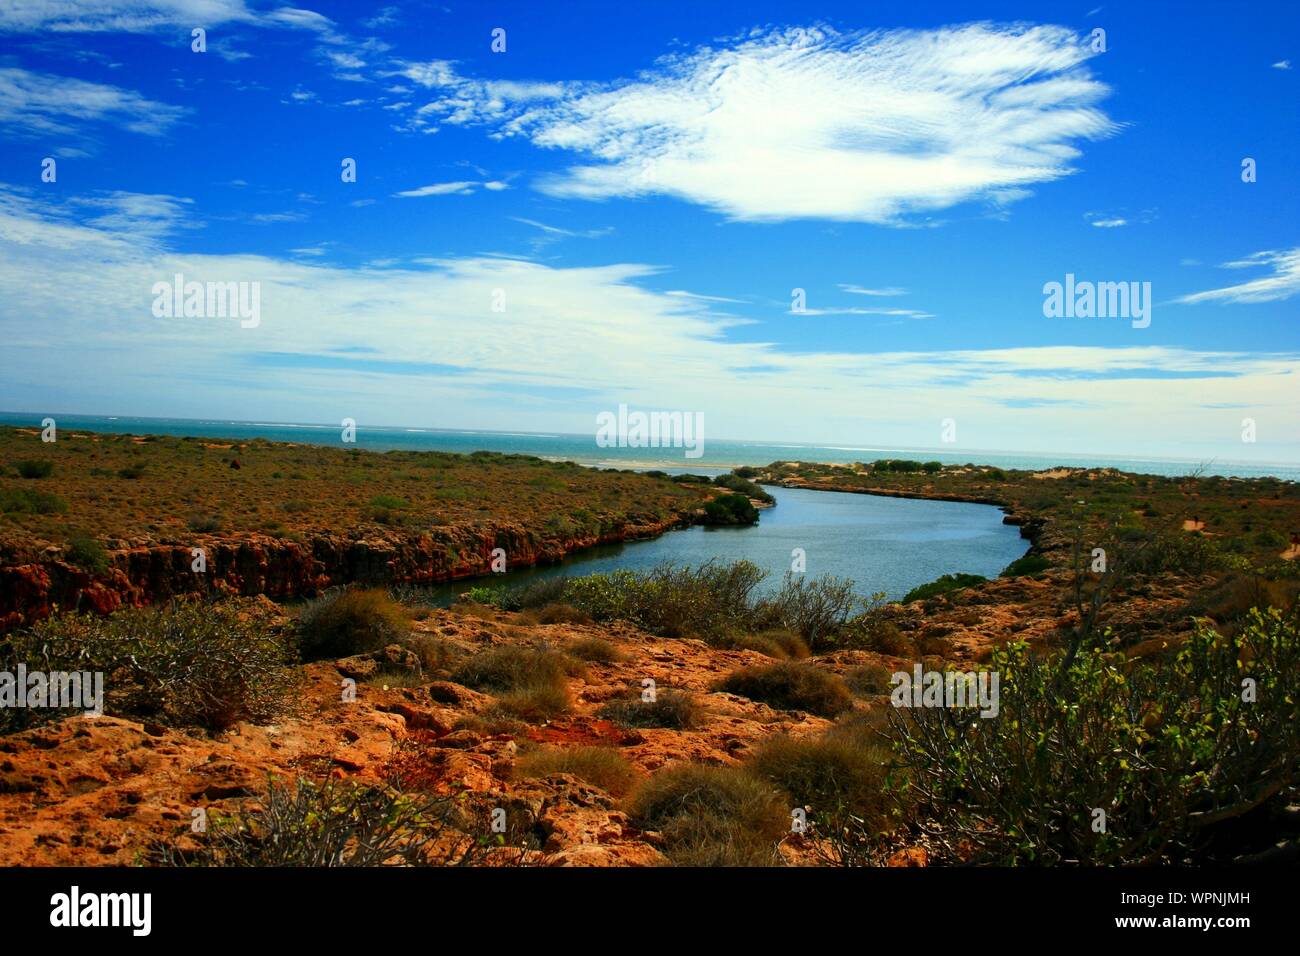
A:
2;411;1297;481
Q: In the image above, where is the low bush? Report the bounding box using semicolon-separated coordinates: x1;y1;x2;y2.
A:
15;459;53;479
186;513;223;533
627;763;788;866
562;561;766;641
891;607;1300;864
712;473;775;504
3;599;297;734
844;663;894;696
64;532;109;574
158;776;480;866
716;662;853;717
749;733;892;828
565;635;625;663
1000;554;1050;578
731;629;809;659
597;689;703;729
0;487;68;514
513;745;638;795
902;572;987;603
298;588;410;660
452;646;572;719
752;573;860;651
508;576;570;610
405;634;461;675
701;493;759;526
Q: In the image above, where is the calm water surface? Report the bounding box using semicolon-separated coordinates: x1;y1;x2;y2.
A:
442;485;1030;602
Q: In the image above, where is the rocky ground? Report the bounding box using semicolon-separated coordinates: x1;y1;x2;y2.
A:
0;601;879;867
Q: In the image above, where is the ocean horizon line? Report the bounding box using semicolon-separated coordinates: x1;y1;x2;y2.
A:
1;409;1297;480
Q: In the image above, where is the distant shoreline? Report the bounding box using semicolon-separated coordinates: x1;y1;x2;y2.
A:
1;410;1297;481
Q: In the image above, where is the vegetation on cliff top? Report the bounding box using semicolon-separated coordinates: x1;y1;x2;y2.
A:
0;425;715;550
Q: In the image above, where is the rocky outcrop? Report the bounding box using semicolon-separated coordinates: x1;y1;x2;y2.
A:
0;512;693;631
0;608;844;867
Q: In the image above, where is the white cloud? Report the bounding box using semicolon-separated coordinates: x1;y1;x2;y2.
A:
665;290;744;304
1178;248;1300;304
0;66;184;136
395;180;509;198
394;24;1116;224
1273;60;1292;70
395;182;479;197
511;217;604;238
1089;217;1127;228
0;1;342;36
0;187;1295;460
839;284;907;296
796;307;934;319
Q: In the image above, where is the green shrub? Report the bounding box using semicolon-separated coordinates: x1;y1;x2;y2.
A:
507;576;570;610
902;572;987;603
999;553;1050;578
712;473;774;504
298;588;409;660
562;561;766;641
891;608;1300;864
754;574;861;650
15;459;53;479
4;599;297;734
0;487;68;514
1253;528;1287;549
716;662;853;717
702;493;759;526
64;532;109;574
460;584;509;608
628;763;788;866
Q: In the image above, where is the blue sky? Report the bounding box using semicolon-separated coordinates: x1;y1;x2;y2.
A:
0;0;1297;462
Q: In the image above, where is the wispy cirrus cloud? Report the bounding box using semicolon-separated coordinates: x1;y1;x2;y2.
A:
395;181;510;198
0;1;335;36
394;23;1118;225
839;284;907;296
794;307;935;319
1178;248;1300;305
0;66;185;136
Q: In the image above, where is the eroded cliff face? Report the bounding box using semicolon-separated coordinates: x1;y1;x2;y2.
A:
0;512;693;630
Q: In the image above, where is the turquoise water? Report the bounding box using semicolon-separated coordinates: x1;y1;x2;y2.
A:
431;485;1030;603
3;411;1298;481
